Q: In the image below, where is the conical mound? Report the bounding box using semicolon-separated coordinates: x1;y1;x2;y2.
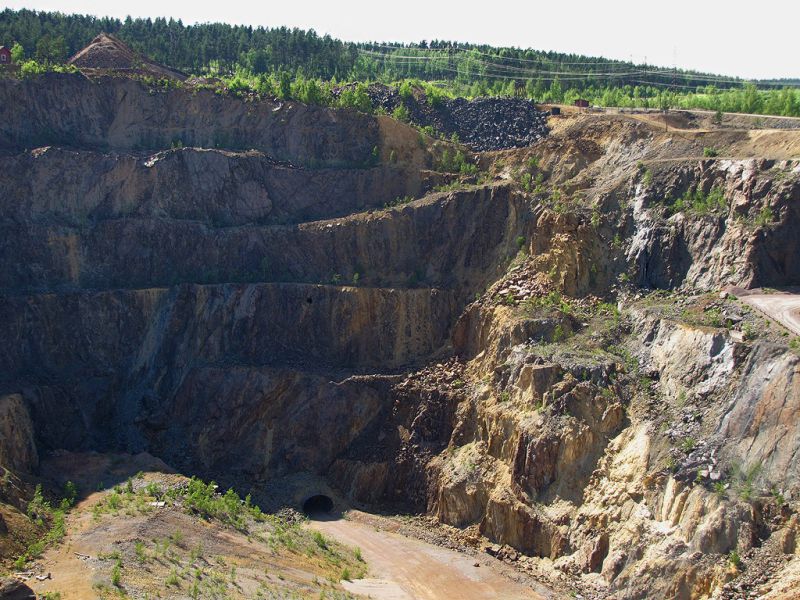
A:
68;33;186;80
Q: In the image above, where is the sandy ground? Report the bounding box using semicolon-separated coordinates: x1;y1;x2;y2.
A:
309;511;557;600
733;287;800;335
27;489;108;599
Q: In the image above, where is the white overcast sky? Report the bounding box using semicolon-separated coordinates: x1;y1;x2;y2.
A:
4;0;797;79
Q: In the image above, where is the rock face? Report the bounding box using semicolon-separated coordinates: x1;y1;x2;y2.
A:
0;76;530;492
627;159;800;290
0;73;380;167
0;394;38;474
2;73;800;599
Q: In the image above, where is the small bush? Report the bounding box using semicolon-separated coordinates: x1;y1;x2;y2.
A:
312;531;329;550
392;104;410;123
134;541;147;562
755;205;775;227
437;148;476;175
398;80;414;100
166;569;180;586
728;550;741;568
680;437;696;453
742;322;757;340
336;83;373;113
713;481;727;498
670;186;727;215
111;560;122;587
732;462;762;501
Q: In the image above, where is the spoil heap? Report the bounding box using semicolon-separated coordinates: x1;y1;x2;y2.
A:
68;32;187;80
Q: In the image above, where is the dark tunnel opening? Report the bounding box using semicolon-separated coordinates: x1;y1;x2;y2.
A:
302;494;334;516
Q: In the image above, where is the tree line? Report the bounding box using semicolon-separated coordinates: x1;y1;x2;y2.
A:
1;8;798;117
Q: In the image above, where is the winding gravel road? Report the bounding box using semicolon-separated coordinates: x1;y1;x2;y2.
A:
734;288;800;336
308;511;554;600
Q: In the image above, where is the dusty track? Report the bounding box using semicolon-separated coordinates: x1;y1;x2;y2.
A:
734;288;800;335
309;511;556;600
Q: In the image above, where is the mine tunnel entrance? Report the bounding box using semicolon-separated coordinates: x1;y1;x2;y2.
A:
302;494;334;517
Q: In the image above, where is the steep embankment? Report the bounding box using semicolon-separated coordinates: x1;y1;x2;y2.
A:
0;74;529;492
0;73;379;166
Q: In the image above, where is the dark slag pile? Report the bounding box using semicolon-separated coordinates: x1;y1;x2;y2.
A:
445;97;549;152
336;83;549;152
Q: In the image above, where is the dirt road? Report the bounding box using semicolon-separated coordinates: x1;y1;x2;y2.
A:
308;512;556;600
734;288;800;336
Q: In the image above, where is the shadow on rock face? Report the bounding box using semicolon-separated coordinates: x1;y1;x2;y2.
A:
0;577;35;599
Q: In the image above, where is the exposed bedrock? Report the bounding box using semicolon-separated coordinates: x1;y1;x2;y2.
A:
626;159;800;290
0;184;526;295
0;146;420;227
0;73;380;166
0;283;457;453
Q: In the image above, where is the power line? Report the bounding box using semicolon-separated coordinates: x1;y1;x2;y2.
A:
359;42;652;67
356;46;800;89
358;50;651;78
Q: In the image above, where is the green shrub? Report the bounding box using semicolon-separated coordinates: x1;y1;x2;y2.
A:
519;172;532;192
670;186;727;215
713;481;727;498
398;80;414;100
728;550;741;568
312;531;329;550
59;482;77;510
732;462;762;501
392;103;411;123
437;148;476;174
166;569;180;586
336;83;373;113
111;560;122;587
755;205;775;226
134;541;147;562
742;322;757;340
27;484;50;519
177;477;263;531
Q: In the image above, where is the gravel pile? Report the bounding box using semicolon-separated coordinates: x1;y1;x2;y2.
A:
337;83;549;152
444;97;549;152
